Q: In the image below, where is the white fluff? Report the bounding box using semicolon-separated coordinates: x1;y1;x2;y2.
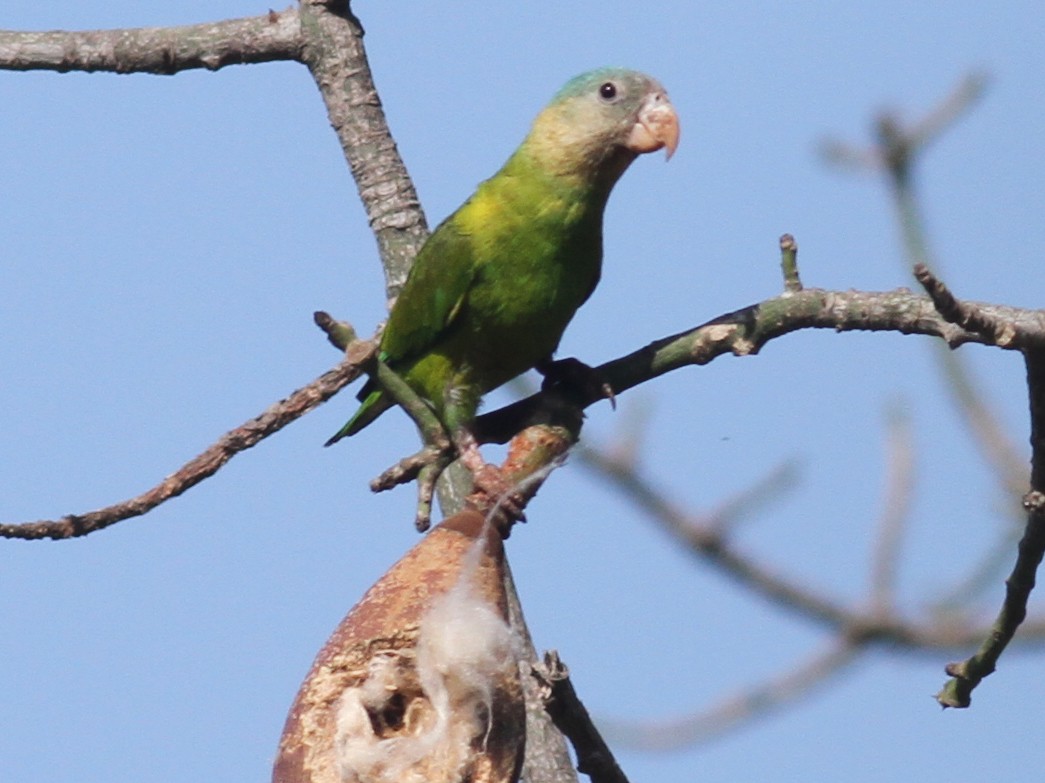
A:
334;522;518;782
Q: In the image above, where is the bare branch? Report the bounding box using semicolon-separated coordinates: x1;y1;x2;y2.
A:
577;414;1045;649
476;286;1045;445
0;342;376;541
298;0;428;302
0;10;302;74
534;652;631;783
905;72;991;152
914;263;1037;349
937;348;1045;707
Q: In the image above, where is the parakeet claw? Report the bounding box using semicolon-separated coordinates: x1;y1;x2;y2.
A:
468;465;528;526
452;429;527;525
537;357;616;410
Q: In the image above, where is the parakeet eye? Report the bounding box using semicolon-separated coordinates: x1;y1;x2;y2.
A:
598;82;618;101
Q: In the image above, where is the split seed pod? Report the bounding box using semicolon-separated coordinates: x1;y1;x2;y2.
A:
273;509;525;783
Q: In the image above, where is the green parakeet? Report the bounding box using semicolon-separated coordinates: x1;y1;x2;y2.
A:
326;67;679;460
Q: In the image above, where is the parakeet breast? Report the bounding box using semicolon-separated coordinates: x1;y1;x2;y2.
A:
406;169;604;408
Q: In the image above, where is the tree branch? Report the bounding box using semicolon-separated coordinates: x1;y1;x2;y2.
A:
937;347;1045;707
0;10;302;74
476;286;1045;445
7;281;1043;545
298;0;428;302
0;342;375;541
534;651;631;783
577;406;1045;650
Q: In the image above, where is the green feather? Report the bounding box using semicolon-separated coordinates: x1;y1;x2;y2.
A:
326;68;676;446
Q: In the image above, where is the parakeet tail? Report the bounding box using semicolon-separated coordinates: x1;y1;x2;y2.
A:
324;389;392;446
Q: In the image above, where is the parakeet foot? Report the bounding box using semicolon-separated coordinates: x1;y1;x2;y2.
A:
453;430;527;524
536;357;616;410
468;465;528;526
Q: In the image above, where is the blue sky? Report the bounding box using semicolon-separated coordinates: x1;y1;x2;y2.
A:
3;2;1045;781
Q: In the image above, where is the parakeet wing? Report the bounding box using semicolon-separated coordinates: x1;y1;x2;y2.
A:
379;216;476;364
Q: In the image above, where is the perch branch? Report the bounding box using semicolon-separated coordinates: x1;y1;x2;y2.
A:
476;286;1045;445
8;284;1045;542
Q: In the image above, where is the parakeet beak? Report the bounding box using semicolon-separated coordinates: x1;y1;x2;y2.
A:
626;91;680;160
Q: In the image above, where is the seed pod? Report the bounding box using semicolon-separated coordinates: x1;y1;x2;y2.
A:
273;509;524;783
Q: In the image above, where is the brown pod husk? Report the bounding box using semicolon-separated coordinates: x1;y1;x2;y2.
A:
273;509;524;783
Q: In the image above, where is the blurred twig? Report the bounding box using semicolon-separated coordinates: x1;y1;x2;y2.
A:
869;404;917;616
824;69;1031;612
602;639;858;751
820;72;989;176
823;72;1027;509
579;417;1045;649
824;73;1045;706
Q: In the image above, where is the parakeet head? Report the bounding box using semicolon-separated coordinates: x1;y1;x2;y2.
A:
524;67;680;187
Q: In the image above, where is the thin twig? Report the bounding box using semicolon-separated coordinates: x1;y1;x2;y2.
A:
534;651;631;783
914;263;1031;348
579;428;1045;649
0;345;375;540
906;72;991;151
313;310;358;351
937;348;1045;706
819;71;988;175
779;233;802;292
869;403;916;615
600;639;858;751
371;360;448;447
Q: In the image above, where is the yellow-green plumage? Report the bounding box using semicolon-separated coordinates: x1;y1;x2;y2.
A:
326;68;678;446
